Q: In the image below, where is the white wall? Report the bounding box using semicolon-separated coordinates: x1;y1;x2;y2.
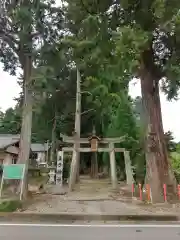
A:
3;153;13;165
36;152;46;163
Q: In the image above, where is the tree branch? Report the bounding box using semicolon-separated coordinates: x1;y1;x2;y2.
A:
81;91;92;95
81;108;94;115
80;0;96;15
0;21;19;54
40;2;64;15
0;32;19;54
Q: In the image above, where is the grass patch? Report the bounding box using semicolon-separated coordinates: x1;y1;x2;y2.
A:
28;175;48;185
0;200;22;212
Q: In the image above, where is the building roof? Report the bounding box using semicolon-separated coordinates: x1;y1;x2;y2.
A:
0;134;20;149
31;143;49;152
88;135;101;141
0;134;48;153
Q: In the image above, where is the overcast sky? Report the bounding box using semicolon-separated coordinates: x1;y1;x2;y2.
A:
0;67;180;141
129;79;180;142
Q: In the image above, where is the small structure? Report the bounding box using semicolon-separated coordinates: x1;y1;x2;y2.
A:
56;150;64;186
88;135;101;152
0;134;20;166
31;143;49;166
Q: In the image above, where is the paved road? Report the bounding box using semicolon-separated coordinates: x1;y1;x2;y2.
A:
0;224;180;239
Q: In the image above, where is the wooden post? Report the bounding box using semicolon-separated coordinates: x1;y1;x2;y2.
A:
90;126;98;178
69;68;81;190
109;142;118;190
69;148;78;191
50;113;56;164
46;140;49;164
124;150;134;185
91;152;98;178
75;68;81;182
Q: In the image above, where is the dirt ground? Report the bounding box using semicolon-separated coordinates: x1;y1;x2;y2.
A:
22;176;180;215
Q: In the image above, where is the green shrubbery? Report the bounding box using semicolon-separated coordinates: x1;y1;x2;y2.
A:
171;152;180;183
0;200;22;212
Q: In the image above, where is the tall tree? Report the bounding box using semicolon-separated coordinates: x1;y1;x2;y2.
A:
114;0;180;202
0;0;63;198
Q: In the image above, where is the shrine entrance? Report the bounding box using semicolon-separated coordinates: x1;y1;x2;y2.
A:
60;133;134;191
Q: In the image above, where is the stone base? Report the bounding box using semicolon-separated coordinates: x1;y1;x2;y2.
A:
48;185;67;195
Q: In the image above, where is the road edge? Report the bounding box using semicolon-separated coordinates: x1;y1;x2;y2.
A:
0;213;179;222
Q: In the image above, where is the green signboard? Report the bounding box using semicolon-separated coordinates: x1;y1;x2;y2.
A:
3;164;25;180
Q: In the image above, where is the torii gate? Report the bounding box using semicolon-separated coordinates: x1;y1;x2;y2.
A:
60;134;134;191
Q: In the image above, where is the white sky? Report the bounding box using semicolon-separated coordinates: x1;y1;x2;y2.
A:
129;79;180;142
0;67;21;111
0;67;180;141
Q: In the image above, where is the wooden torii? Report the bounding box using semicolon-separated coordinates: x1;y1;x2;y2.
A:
60;133;134;191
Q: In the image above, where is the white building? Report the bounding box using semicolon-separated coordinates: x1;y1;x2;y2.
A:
31;143;49;166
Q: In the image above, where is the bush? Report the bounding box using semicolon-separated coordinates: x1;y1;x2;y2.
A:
170;152;180;183
0;200;22;212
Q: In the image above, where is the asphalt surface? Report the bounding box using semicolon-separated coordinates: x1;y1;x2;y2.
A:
1;224;180;239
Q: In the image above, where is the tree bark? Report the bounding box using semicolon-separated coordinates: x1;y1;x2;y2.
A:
109;142;118;190
69;68;81;190
140;60;177;203
75;68;81;183
17;55;33;199
90;152;98;178
50;114;56;164
90;125;98;178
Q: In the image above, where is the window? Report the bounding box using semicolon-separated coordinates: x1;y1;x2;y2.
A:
12;155;18;164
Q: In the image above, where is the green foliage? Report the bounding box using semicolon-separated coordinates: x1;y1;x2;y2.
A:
67;0;180;100
171;152;180;172
0;1;63;73
28;66;77;142
171;152;180;182
114;27;149;74
164;131;176;152
0;200;22;212
104;92;141;169
0;108;21;134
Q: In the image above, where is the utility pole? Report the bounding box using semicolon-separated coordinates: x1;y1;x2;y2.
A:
69;67;81;190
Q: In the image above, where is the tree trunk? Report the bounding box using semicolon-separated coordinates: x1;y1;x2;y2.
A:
69;68;81;190
90;152;98;178
46;140;49;164
90;125;98;178
50;115;56;165
17;56;33;200
140;61;177;203
75;68;81;183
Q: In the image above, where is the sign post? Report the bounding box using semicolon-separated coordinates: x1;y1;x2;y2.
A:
56;151;64;186
0;164;26;200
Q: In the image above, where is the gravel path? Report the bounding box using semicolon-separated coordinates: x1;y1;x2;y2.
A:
24;195;149;214
23;178;180;215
